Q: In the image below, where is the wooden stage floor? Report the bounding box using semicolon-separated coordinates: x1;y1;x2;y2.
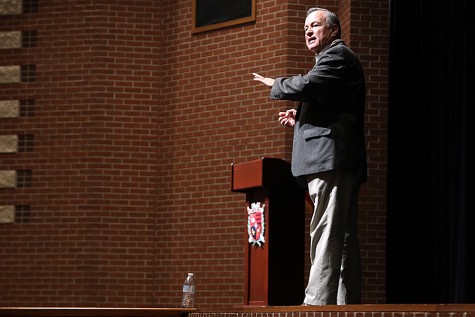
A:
0;304;474;317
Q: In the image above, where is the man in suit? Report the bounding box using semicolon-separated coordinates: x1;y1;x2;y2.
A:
252;7;366;305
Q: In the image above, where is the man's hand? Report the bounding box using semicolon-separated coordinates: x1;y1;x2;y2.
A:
253;73;275;87
278;109;297;127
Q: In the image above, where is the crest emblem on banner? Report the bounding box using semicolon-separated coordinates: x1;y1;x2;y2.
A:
247;202;265;247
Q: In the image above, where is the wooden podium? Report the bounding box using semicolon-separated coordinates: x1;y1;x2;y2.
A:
231;157;305;306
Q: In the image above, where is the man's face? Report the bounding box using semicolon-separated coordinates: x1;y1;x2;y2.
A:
304;11;336;54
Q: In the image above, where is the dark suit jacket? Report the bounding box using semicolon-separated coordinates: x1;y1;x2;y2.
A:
270;39;367;185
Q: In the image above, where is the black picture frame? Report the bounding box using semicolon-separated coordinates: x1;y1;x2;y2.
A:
192;0;256;34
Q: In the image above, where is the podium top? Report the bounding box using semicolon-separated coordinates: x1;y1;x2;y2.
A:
231;157;302;192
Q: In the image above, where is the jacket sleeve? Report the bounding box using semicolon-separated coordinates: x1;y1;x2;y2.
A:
270;46;350;102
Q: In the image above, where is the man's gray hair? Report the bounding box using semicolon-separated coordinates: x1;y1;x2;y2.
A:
306;7;341;39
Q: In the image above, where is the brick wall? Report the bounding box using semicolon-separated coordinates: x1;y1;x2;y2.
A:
0;0;162;307
0;0;389;308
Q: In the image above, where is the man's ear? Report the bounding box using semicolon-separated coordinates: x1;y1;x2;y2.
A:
331;24;339;37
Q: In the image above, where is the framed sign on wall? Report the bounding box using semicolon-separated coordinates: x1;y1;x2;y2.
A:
192;0;256;34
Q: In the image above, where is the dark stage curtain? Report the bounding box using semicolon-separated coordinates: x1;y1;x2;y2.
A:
387;0;473;303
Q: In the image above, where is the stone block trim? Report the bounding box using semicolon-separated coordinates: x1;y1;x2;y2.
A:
0;31;22;49
0;65;21;83
0;135;18;153
0;170;16;188
0;100;20;117
0;0;22;15
0;205;15;223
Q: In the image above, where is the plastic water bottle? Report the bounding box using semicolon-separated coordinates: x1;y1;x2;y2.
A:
181;272;195;308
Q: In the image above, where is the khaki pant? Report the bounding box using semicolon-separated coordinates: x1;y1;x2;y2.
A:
304;171;361;305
